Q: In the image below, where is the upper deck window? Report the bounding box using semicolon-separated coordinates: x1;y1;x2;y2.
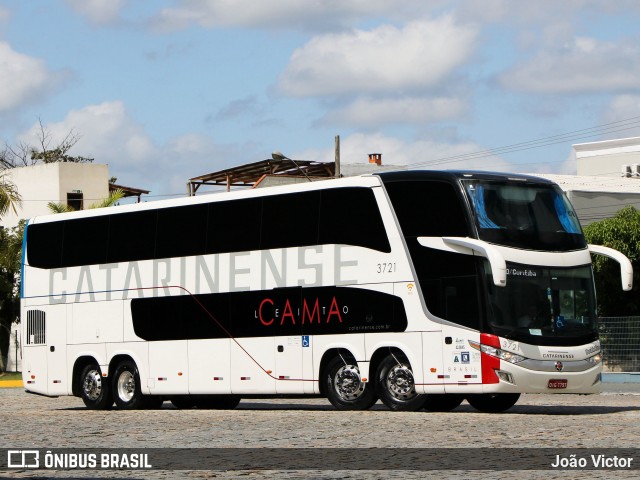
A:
463;180;585;251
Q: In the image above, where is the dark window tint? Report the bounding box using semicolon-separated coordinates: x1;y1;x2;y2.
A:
62;216;109;267
384;181;469;237
411;244;483;329
108;210;157;263
27;222;64;269
261;191;320;250
208;198;262;254
319;188;390;252
156;204;208;258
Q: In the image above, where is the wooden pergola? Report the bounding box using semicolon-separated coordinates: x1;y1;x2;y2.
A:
188;158;336;195
109;183;150;203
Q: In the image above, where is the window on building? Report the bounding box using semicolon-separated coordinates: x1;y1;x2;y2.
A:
67;192;83;211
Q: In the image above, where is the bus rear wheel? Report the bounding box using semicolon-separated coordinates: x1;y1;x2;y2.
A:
325;355;377;410
375;354;425;411
423;394;464;412
80;363;113;410
112;360;146;410
466;393;520;413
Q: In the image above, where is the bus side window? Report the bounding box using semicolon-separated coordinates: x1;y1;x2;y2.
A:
319;188;391;253
107;210;158;263
62;216;109;268
207;198;262;254
156;204;208;259
261;191;320;250
27;221;64;269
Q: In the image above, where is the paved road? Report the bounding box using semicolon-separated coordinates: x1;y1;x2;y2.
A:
1;388;640;479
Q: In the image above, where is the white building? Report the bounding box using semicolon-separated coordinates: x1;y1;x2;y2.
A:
575;136;640;177
1;162;148;228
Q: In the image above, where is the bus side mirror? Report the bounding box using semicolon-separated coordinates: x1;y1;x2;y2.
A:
588;244;634;291
417;236;507;287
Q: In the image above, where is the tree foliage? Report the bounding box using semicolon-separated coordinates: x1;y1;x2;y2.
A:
0;221;24;372
47;188;125;214
0;173;21;218
1;119;93;169
583;206;640;317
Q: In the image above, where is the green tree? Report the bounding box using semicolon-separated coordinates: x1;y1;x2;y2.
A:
583;205;640;317
0;172;21;218
0;221;24;372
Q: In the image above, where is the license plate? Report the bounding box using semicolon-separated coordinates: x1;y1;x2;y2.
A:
548;379;568;389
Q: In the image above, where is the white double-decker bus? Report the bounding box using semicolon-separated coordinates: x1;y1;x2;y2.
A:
20;171;633;412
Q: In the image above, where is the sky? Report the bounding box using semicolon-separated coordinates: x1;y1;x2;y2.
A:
2;0;640;201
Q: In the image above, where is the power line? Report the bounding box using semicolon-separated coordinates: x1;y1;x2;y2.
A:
411;116;640;168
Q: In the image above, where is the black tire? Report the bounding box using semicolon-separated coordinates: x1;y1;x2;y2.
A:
170;396;196;409
466;393;521;413
79;363;113;410
375;354;426;411
423;394;464;412
325;355;377;410
112;360;146;410
193;395;241;410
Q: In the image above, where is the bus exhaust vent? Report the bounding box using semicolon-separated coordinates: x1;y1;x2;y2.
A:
26;310;46;345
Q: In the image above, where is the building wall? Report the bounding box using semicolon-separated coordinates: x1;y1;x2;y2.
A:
575;137;640;177
567;191;640;227
1;163;109;228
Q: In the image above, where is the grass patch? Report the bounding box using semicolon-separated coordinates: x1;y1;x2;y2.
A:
0;372;22;381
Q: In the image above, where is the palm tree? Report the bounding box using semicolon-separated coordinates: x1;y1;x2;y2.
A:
0;172;21;218
47;188;125;214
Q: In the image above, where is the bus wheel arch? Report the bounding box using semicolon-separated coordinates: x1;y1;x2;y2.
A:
321;349;377;410
373;348;426;411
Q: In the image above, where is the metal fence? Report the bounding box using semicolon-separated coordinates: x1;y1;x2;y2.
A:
599;316;640;372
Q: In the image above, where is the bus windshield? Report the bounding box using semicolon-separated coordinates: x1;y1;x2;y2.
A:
484;262;598;346
463;180;585;251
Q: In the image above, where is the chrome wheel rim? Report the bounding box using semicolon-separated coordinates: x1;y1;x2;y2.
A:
82;369;102;401
386;364;416;401
116;370;135;402
334;365;365;401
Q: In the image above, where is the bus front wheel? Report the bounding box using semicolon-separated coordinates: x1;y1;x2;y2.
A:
325;355;377;410
466;393;520;413
423;394;464;412
375;354;426;411
112;360;146;410
80;363;113;410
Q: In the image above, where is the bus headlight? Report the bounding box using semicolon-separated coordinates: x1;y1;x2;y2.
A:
587;353;602;365
469;341;526;364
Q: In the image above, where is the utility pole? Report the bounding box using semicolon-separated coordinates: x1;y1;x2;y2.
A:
334;135;341;178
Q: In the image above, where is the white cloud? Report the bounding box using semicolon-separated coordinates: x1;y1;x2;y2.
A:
0;42;65;112
65;0;127;25
500;36;640;94
599;95;640;139
296;132;513;172
17;101;246;196
152;0;446;32
278;17;477;97
321;96;466;127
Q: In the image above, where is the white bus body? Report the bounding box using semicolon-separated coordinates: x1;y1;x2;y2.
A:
20;171;632;412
